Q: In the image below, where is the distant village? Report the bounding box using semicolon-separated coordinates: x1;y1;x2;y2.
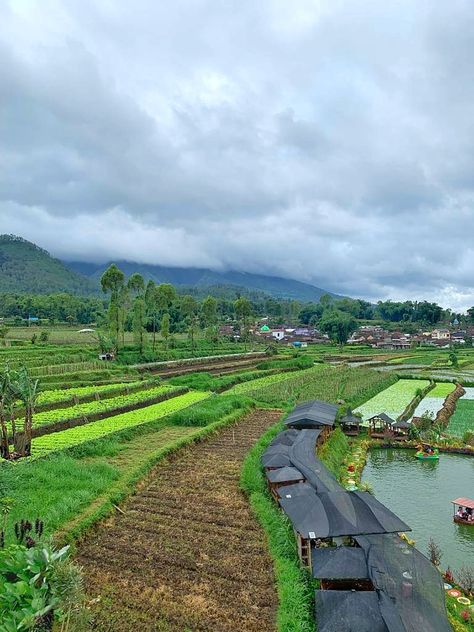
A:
218;320;474;349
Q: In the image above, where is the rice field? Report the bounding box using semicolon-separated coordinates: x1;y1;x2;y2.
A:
447;387;474;437
411;382;455;419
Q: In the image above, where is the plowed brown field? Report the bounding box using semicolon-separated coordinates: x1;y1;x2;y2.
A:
77;409;281;632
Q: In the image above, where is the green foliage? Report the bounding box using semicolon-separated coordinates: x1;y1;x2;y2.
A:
168;369;269;392
0;235;95;295
256;356;314;370
355;379;431;421
317;428;350;479
448;399;474;437
240;422;316;632
167;394;254;427
0;541;78;630
319;309;358;346
28;391;210;457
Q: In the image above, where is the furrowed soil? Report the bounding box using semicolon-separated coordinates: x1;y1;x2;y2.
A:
76;409;281;632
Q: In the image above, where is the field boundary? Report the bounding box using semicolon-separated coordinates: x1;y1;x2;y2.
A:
240;420;316;632
57;404;259;547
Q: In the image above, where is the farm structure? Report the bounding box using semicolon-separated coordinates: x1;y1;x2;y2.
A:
284;399;338;441
262;401;452;632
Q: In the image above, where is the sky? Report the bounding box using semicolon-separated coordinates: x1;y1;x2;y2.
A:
1;1;474;311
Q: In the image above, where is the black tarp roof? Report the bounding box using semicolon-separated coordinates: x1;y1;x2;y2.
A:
311;546;369;579
368;413;395;424
285;400;338;428
261;452;292;468
266;466;304;484
288;429;340;493
268;429;299;447
277;482;315;498
315;590;389;632
340;413;362;424
356;534;452;632
278;489;410;539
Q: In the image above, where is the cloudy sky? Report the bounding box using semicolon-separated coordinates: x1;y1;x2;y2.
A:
1;1;474;310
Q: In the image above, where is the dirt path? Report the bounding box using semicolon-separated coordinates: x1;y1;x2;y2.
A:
76;410;281;632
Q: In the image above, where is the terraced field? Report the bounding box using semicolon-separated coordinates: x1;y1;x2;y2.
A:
76;409;281;632
355;378;430;421
411;382;456;419
447;387;474;437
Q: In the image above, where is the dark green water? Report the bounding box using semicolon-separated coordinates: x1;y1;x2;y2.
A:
362;448;474;571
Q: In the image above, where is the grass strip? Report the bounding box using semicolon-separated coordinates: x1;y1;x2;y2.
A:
240;421;316;632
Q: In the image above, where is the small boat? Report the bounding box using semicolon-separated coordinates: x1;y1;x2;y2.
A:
452;497;474;526
415;444;439;460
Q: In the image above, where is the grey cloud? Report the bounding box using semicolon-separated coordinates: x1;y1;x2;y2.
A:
1;0;474;309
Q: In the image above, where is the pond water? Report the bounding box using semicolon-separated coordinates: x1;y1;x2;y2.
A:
362;448;474;571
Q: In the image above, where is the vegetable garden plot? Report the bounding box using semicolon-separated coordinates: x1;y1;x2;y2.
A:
23;385;182;432
227;367;312;394
29;391;210;457
355;379;430;422
36;379;155;407
76;409;280;632
447;395;474;437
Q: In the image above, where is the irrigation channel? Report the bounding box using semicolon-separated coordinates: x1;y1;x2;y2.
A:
362;448;474;570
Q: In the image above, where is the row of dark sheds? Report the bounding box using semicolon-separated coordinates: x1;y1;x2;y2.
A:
261;400;451;632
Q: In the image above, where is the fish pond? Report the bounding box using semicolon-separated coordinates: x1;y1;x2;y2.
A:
362;448;474;571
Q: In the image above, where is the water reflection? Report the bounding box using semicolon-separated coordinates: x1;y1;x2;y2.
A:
362;449;474;571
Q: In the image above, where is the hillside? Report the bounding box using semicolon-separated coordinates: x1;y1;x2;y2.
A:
0;235;96;295
68;260;342;302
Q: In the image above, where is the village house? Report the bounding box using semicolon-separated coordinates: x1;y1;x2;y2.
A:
431;328;450;340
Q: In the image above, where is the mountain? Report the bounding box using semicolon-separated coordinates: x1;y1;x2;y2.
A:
68;260;342;302
0;234;342;302
0;235;96;295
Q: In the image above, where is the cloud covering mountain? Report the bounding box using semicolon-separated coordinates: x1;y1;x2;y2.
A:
1;1;474;309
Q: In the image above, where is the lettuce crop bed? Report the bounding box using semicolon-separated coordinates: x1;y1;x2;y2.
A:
22;385;183;432
28;391;210;457
355;379;430;421
36;379;157;408
447;398;474;437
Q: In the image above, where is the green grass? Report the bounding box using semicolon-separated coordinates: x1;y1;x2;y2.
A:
167;369;270;392
447;399;474;437
240;421;316;632
430;382;456;398
167;393;255;426
317;427;350;480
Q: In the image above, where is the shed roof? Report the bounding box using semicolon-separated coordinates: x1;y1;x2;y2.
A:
288;429;340;493
392;420;411;430
268;429;299;447
278;489;410;539
266;466;304;484
311;546;369;580
285;400;338;429
340;413;362;425
315;590;389;632
261;452;292;468
368;412;396;425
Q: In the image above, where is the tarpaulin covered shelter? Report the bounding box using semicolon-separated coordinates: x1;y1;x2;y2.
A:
266;466;304;484
315;590;389;632
288;429;340;493
312;546;369;580
284;400;338;432
279;489;410;539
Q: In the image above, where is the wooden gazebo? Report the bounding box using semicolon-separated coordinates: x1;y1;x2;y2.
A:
340;410;362;436
367;413;395;438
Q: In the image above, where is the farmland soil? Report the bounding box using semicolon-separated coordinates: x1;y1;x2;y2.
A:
76;409;281;632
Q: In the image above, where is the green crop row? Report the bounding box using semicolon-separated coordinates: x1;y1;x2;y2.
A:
28;391;211;457
228;368;314;394
355;379;430;421
447;399;474;437
25;385;182;431
36;378;157;407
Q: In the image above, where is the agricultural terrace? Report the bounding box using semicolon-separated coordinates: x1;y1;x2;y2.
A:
411;382;456;420
354;378;430;421
448;387;474;437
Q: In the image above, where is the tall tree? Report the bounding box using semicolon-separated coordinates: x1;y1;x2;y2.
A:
319;310;357;348
161;312;170;349
128;273;146;355
201;295;218;327
100;264;125;352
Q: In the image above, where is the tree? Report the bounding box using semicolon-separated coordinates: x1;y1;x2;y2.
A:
319;310;357;347
161;312;170;349
187;316;199;355
234;297;254;349
201;296;218;327
449;350;458;368
128;274;146;355
427;538;442;566
100;264;125;351
156;284;176;313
